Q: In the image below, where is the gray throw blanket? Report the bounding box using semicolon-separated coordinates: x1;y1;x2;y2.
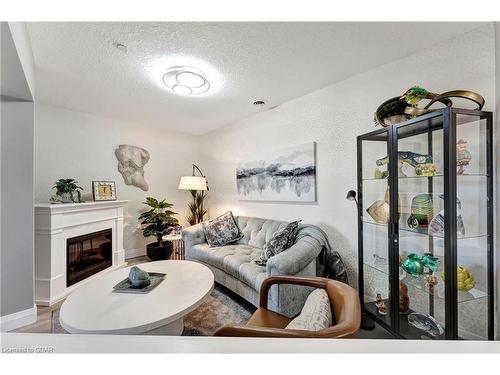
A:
295;225;348;284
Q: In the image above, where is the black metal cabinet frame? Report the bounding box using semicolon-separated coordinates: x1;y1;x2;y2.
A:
357;107;494;340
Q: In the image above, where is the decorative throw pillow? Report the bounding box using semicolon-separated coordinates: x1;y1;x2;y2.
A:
257;220;301;265
201;211;243;247
285;288;333;331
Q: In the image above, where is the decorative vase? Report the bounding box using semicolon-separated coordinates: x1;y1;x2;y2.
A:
58;192;75;203
407;194;433;231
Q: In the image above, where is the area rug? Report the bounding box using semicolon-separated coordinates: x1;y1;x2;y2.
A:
183;284;255;336
49;283;255;336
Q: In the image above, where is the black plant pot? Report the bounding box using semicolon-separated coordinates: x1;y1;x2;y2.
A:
146;241;173;261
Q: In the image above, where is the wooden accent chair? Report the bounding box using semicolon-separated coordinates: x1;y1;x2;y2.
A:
214;275;361;338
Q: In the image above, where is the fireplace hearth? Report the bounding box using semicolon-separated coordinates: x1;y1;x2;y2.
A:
67;229;113;286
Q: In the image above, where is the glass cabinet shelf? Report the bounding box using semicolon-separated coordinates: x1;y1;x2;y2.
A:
363;261;487;304
361;220;489;241
362;173;489;182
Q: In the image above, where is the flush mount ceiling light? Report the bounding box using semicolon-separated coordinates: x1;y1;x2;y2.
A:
163;66;210;96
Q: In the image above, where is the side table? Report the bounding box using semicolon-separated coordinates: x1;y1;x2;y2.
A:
163;233;185;260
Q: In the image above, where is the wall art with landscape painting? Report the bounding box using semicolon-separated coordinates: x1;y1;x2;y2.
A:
236;142;316;202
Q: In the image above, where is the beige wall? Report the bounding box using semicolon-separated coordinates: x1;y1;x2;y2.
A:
34;104;200;258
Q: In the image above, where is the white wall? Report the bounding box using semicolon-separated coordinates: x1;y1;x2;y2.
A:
1;22;36;329
6;22;35;99
199;24;496;288
34;104;200;258
1;101;34;318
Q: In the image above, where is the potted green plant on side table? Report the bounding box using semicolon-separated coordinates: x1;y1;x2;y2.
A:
139;197;179;261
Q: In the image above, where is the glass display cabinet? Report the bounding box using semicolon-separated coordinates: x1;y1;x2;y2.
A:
357;107;493;340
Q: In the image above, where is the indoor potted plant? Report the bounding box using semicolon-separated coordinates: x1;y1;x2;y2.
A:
139;197;179;261
50;178;83;203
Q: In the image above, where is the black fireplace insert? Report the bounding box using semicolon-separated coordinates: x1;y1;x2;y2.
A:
66;229;112;286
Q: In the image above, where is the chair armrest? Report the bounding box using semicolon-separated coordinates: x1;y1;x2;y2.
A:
259;276;329;308
214;322;357;338
266;237;322;276
214;325;305;338
181;223;206;249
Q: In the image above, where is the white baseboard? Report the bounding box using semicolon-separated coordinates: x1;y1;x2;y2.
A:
125;248;145;259
0;305;37;332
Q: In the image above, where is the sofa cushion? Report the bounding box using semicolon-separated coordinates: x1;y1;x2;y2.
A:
236;216;289;248
285;288;332;331
259;220;301;265
201;211;243;247
190;243;267;290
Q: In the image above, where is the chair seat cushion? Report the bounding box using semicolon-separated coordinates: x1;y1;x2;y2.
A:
190;243;266;290
285;288;332;331
247;308;292;329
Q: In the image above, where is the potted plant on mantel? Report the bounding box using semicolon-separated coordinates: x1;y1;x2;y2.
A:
139;197;179;261
50;178;83;203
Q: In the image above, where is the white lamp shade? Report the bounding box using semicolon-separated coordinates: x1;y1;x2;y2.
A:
178;176;208;191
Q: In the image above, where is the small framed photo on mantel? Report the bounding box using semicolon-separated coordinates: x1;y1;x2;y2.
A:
92;181;117;201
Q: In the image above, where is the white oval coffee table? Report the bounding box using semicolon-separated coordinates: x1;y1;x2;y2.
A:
59;260;214;335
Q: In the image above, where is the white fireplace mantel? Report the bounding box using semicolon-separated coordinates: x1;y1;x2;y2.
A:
35;200;129;306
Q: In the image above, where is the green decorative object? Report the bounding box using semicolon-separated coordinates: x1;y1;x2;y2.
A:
407;194;433;231
442;266;476;291
50;178;83;203
401;253;440;276
401;86;430;106
374;86;484;127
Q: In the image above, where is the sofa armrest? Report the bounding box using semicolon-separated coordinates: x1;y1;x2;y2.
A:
266;237;323;276
182;223;206;250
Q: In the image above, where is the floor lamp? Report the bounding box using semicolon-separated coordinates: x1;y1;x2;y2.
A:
347;189;375;330
178;164;209;225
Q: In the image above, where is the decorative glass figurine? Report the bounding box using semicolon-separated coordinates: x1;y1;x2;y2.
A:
401;253;440;276
408;313;444;337
428;195;466;237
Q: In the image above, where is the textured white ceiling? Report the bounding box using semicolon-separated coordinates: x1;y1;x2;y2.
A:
27;22;485;134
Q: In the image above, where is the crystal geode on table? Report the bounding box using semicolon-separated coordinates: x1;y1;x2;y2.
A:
128;266;151;288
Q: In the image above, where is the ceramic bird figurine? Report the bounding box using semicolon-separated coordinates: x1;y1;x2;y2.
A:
400;86;430;106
